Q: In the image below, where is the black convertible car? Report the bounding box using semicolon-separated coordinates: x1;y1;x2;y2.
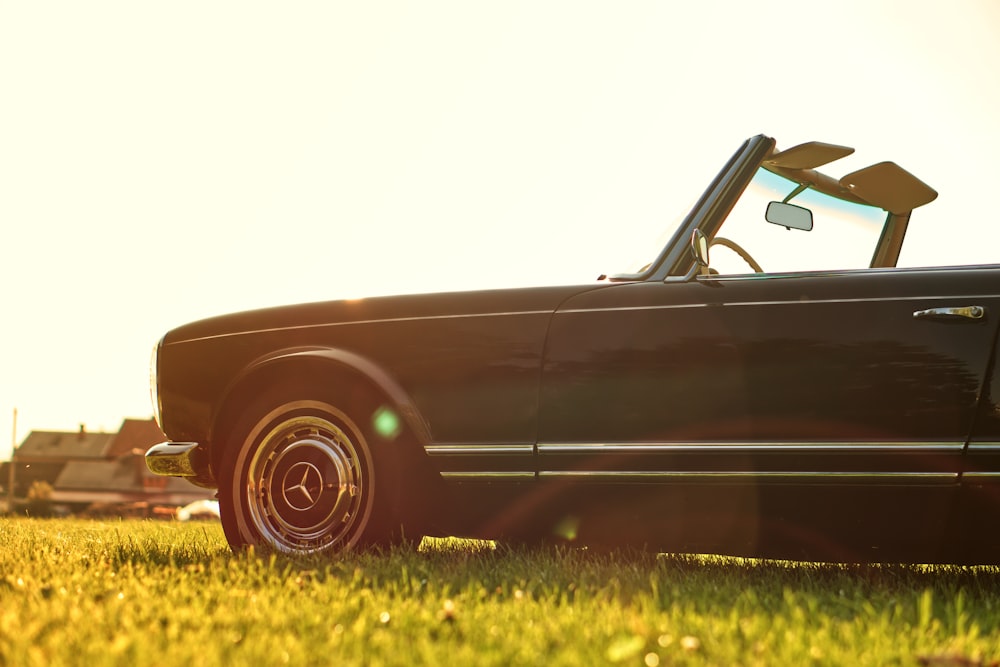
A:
147;134;1000;563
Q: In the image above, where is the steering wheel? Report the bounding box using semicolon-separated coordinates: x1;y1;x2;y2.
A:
710;237;764;273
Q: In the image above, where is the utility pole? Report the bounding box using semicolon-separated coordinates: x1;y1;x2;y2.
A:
6;408;15;514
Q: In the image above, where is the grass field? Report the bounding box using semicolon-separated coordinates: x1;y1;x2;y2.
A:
1;518;999;666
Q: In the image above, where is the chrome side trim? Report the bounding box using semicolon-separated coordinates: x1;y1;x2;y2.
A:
557;294;1000;316
425;444;534;457
537;441;964;454
537;471;958;484
440;471;535;480
436;469;965;483
967;443;1000;452
962;472;1000;480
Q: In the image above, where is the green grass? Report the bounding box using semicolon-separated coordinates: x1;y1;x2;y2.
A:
1;518;999;666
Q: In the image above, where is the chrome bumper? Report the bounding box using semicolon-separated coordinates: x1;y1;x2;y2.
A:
145;441;216;488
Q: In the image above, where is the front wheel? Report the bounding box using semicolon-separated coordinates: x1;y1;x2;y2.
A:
218;394;399;555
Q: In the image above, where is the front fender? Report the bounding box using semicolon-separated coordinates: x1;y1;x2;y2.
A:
218;345;433;446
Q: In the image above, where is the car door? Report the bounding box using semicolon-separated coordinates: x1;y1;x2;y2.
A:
537;266;1000;559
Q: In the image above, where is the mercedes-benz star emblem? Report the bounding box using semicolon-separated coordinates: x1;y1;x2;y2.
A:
282;462;324;511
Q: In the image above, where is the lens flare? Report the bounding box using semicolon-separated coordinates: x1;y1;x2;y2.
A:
372;406;402;440
553;515;580;541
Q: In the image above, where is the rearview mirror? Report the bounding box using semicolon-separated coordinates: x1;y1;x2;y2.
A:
766;201;813;231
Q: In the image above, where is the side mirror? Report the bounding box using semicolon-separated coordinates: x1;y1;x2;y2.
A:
692;228;710;270
681;229;711;282
766;201;813;231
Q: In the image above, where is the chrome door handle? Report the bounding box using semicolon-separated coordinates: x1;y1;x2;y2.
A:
913;306;985;320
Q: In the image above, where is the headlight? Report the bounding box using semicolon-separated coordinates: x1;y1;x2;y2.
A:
150;338;164;429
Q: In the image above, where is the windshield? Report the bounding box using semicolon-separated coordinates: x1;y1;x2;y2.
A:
710;167;888;275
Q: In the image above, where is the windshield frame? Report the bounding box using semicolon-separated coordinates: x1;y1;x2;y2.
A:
608;134;775;282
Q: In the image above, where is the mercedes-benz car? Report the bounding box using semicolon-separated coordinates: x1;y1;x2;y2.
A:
146;134;1000;563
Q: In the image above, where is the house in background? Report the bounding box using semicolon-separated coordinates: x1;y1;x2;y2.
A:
1;418;213;515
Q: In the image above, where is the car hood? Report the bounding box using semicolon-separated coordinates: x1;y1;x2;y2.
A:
161;283;613;345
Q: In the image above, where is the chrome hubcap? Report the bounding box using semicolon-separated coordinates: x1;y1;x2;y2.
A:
245;414;369;553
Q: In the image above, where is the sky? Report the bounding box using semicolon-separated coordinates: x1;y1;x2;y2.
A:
2;1;1000;460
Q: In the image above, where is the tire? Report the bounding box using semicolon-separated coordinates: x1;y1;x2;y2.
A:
217;388;402;556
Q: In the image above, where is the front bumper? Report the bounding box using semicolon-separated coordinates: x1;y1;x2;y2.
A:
145;441;217;489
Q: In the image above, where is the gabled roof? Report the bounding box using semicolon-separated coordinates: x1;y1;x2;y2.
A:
14;418;165;462
49;455;211;503
54;459;137;492
106;418;165;458
15;427;114;461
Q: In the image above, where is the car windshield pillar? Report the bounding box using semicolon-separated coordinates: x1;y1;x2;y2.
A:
608;134;775;283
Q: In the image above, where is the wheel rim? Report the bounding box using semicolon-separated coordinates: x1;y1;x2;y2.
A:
245;413;371;553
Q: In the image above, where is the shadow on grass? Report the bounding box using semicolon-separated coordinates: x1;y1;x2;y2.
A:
98;524;1000;611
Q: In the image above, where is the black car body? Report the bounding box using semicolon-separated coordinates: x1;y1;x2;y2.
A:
147;135;1000;563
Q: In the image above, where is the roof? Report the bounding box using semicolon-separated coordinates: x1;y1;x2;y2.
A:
106;418;166;457
13;418;165;461
54;459;137;491
15;427;114;461
54;456;199;491
52;456;211;505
